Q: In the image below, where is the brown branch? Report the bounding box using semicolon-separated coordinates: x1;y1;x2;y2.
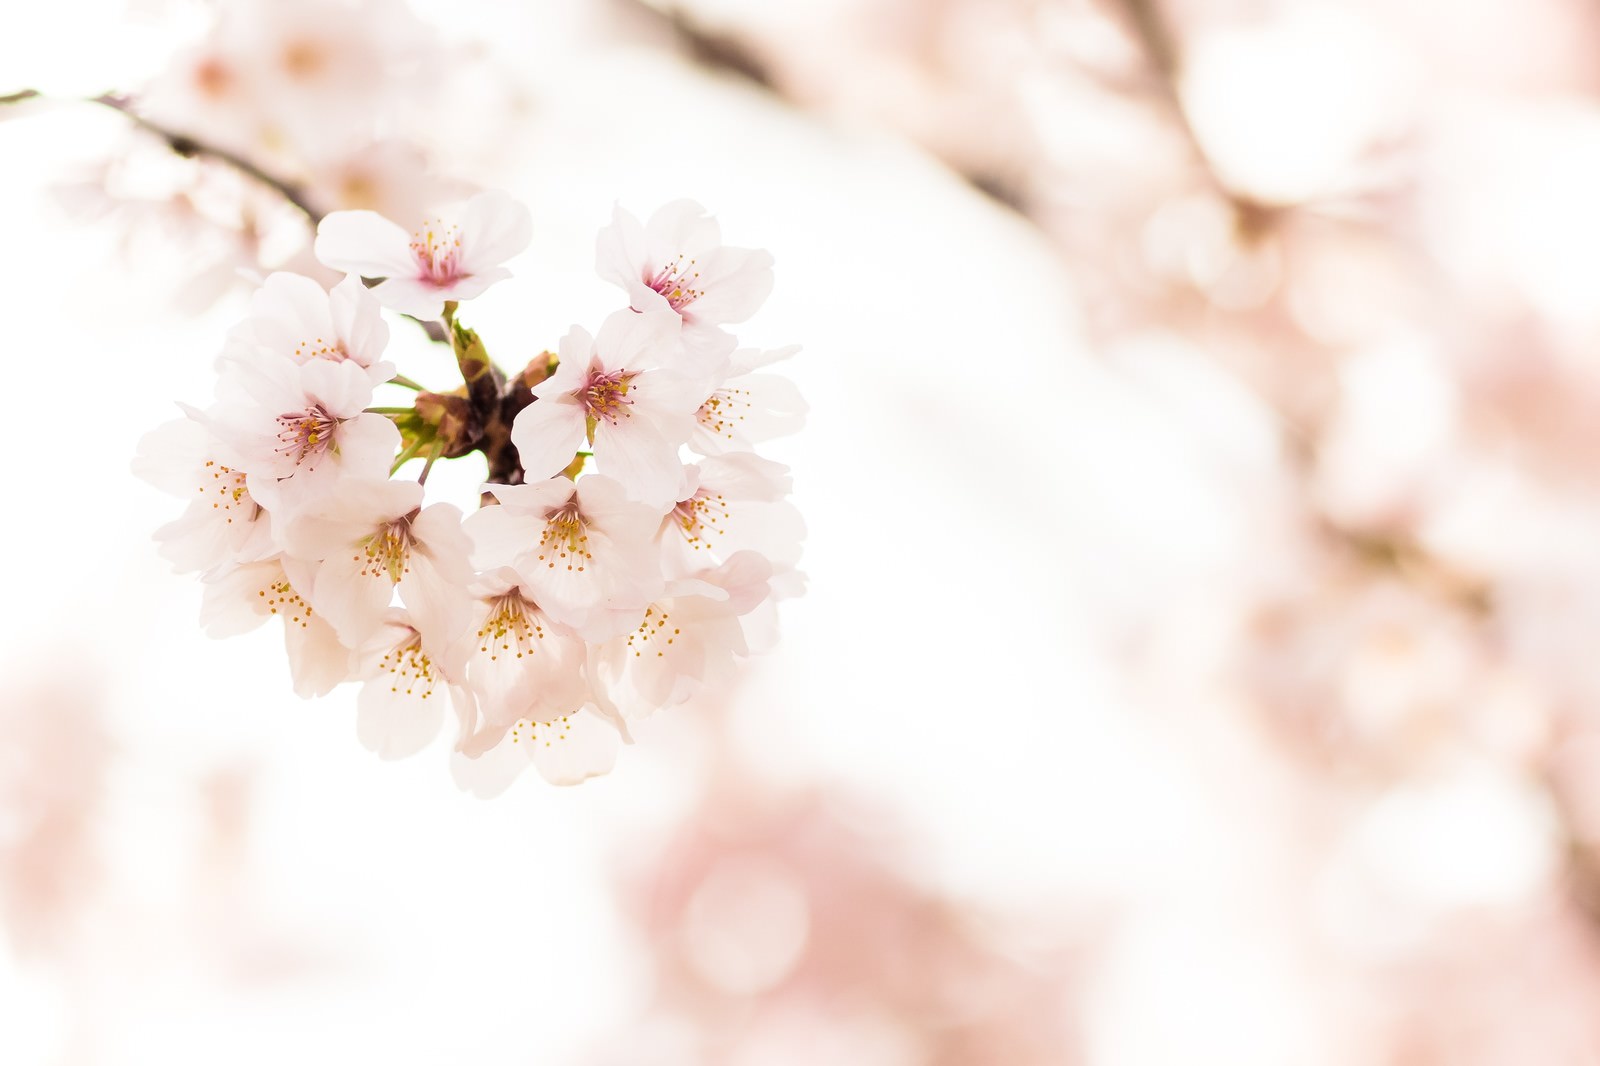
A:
5;87;450;344
1108;0;1278;234
87;92;324;223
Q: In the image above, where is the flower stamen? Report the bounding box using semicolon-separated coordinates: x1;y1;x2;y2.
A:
478;592;547;661
410;220;464;287
582;369;636;426
274;403;341;467
379;633;438;699
672;490;730;554
358;522;411;584
536;503;592;573
645;254;702;313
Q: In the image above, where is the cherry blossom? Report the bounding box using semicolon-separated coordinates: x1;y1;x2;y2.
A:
589;552;774;725
689;345;808;456
198;557;355;698
456;567;591;757
314;189;532;318
451;708;622;796
353;611;476;760
658;453;805;580
221;271;393;386
278;478;474;657
134;408;276;575
597;201;774;358
510;308;704;507
137;188;801;792
202;349;398;517
464;475;663;642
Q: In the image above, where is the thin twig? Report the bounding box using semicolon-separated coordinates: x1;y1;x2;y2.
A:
417;438;445;485
1109;0;1275;232
5;87;451;344
87;92;324;222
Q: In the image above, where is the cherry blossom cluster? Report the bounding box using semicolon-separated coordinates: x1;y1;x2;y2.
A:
136;192;805;793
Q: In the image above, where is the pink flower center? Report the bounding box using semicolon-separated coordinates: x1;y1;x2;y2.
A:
275;404;341;467
410;221;464;288
583;369;636;425
645;254;703;313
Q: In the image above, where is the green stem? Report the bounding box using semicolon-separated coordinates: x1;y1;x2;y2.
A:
387;374;425;391
417;438;446;485
389;436;427;475
367;406;419;416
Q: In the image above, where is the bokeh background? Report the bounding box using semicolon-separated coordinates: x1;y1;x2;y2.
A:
4;0;1600;1062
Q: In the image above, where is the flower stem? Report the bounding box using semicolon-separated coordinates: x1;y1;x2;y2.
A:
387;374;425;391
417;438;446;485
389;436;427;475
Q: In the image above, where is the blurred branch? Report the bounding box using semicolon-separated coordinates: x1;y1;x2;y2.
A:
608;0;1032;214
1107;0;1279;239
1319;519;1493;616
88;92;325;223
5;87;449;343
610;0;777;90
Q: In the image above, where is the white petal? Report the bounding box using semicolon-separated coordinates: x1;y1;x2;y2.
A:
327;272;391;368
315;209;417;278
333;413;403;481
250;272;335;354
594;305;682;373
592;417;687;509
595;202;649;292
683;246;774;326
509;396;587;483
277;478;421;559
133;415;208;497
198;561;278;638
464;503;542;573
309;550;397;648
399;545;473;658
733;344;801;372
457;190;532;272
356;673;443;758
367;276;449;319
450;736;531;798
285;614;356;697
644;199;720;255
529;709;620;786
487;477;577;513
